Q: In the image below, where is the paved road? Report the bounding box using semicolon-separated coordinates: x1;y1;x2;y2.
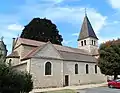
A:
76;87;120;93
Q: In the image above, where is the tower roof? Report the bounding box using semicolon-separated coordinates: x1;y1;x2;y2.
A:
78;15;98;41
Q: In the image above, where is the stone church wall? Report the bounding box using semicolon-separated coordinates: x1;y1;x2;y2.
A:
78;37;98;54
13;63;27;72
63;61;106;86
14;44;35;59
30;58;64;88
6;58;20;66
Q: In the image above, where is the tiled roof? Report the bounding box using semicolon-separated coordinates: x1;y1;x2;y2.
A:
12;38;97;62
16;38;90;55
78;15;98;40
59;51;97;62
22;44;46;60
22;49;96;62
54;44;90;55
15;38;45;48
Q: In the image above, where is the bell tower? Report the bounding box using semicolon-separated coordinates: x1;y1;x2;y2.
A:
78;11;98;56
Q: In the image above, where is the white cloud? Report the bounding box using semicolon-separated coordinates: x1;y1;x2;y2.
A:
113;21;119;24
7;24;24;31
87;10;107;34
25;0;64;5
19;5;107;34
48;7;107;34
72;33;79;36
99;36;119;44
0;0;107;53
48;0;64;3
62;40;72;45
108;0;120;9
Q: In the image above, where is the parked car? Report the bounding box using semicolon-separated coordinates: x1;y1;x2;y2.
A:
108;79;120;88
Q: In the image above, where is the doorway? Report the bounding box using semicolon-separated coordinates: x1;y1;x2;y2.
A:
65;75;69;86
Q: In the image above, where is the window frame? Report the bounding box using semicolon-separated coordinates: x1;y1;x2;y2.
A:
75;64;78;74
92;40;93;45
81;41;83;46
84;40;86;45
9;59;12;66
44;61;52;76
95;65;97;74
94;40;96;46
86;64;89;74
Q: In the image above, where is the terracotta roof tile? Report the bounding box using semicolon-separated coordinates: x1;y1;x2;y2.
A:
17;38;89;55
16;38;45;47
21;44;46;60
13;38;96;62
59;51;97;62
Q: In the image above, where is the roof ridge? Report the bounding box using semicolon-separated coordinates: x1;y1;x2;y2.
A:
17;38;84;51
59;50;91;56
53;43;88;51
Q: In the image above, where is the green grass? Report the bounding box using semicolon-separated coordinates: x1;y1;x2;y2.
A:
45;89;76;93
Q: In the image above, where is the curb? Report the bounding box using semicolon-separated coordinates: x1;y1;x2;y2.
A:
30;83;107;93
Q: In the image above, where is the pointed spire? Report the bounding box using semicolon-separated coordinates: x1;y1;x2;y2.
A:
78;14;98;41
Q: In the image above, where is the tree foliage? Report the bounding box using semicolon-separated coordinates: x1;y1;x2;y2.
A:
0;62;33;93
20;18;63;45
98;39;120;79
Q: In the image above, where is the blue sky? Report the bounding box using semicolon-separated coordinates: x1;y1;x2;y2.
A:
0;0;120;54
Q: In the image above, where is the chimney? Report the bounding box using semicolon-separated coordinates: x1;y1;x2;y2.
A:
12;38;15;52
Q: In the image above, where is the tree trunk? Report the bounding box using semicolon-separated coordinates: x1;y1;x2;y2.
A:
114;74;118;80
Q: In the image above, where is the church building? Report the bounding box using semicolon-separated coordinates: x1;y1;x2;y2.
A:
0;37;7;62
6;14;106;89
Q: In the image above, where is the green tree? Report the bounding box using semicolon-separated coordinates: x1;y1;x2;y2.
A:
20;18;63;45
98;39;120;80
0;62;33;93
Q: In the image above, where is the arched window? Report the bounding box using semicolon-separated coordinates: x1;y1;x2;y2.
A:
95;65;97;74
81;41;83;46
94;40;96;46
92;40;93;45
75;64;78;74
45;62;51;75
84;40;86;45
86;64;89;74
9;59;12;66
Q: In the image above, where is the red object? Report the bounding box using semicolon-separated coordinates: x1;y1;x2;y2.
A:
108;79;120;88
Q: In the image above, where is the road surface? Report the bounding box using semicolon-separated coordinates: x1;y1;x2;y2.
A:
76;87;120;93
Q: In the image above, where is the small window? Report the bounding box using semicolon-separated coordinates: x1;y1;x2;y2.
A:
94;40;96;46
45;62;52;75
9;59;12;66
86;64;89;74
84;40;86;45
81;41;83;46
95;65;97;74
75;64;78;74
92;40;93;45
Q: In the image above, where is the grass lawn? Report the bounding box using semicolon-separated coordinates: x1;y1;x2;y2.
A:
45;89;76;93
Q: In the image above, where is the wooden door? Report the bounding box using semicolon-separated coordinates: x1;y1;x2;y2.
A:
65;75;69;86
